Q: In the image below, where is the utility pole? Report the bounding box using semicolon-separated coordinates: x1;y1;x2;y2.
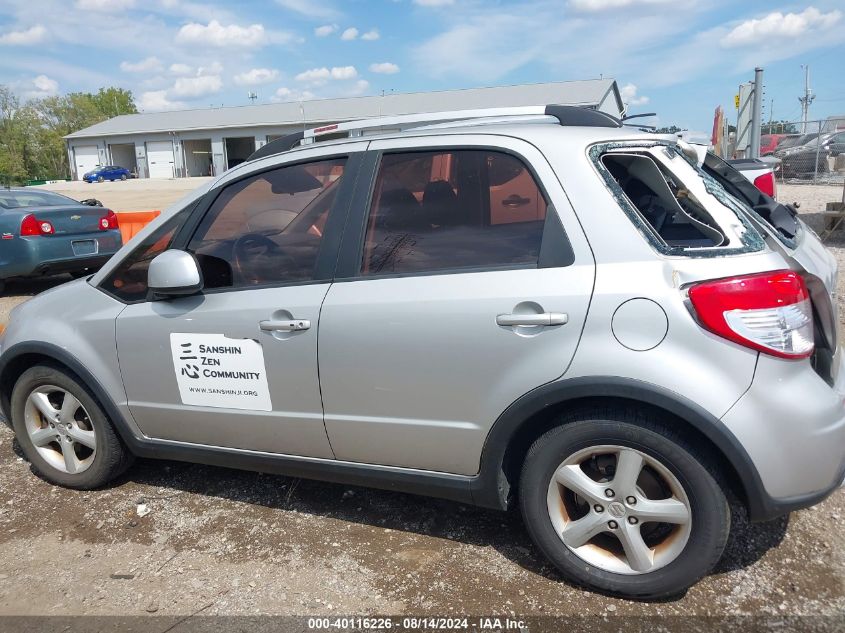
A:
799;64;815;133
749;67;763;159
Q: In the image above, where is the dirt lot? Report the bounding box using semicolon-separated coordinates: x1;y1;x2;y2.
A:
36;177;214;213
0;182;842;620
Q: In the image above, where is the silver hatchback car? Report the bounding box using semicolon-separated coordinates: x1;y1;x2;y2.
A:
1;106;844;599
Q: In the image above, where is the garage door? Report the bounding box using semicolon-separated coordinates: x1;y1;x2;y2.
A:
147;141;175;179
74;146;100;180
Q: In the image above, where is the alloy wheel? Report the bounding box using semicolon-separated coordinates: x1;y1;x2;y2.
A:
24;385;96;475
546;444;691;575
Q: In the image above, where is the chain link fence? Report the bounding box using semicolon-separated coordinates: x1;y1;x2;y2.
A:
761;119;845;185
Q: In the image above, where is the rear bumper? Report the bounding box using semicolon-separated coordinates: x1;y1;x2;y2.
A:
21;254;113;277
0;232;121;279
721;349;845;521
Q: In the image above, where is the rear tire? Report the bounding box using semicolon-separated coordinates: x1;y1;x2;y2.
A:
120;174;127;181
11;364;134;489
519;409;729;599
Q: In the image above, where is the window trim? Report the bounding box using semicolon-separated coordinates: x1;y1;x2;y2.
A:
333;144;573;282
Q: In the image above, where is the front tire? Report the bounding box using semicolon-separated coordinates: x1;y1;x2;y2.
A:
519;410;729;599
97;176;104;183
11;365;133;489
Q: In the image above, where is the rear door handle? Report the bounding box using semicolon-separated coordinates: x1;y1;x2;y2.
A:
259;319;311;332
496;312;568;327
501;194;531;208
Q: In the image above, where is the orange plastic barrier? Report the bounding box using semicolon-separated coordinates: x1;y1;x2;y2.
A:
115;211;161;245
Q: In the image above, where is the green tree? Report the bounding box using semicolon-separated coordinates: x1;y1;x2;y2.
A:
0;86;31;184
90;87;137;117
1;85;138;181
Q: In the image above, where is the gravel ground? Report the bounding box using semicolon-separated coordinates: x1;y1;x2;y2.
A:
0;183;843;620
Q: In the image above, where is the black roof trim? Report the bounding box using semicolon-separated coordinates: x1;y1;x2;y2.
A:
544;105;622;128
247;131;305;162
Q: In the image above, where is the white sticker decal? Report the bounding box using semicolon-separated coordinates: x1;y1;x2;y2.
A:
170;333;272;411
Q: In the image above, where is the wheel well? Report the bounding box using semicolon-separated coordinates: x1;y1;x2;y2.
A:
498;396;748;510
0;353;61;424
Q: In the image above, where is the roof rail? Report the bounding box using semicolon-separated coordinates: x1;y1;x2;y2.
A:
247;104;622;162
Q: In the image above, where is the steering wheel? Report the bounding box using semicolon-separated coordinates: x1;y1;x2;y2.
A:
232;233;296;286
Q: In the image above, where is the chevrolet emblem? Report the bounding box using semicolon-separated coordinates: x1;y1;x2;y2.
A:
70;215;81;220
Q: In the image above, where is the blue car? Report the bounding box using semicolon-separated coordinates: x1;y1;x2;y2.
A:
0;188;122;293
82;165;131;183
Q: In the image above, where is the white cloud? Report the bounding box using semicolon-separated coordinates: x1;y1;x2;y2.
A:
176;20;267;48
75;0;135;10
369;62;400;74
138;90;186;112
721;7;841;48
409;1;703;86
21;74;59;99
170;74;223;98
233;68;280;85
33;75;58;94
341;27;358;40
275;0;340;19
351;79;369;95
413;0;455;6
314;24;338;37
272;86;316;102
295;66;358;83
169;63;193;75
0;25;46;45
620;82;649;106
569;0;671;11
197;61;224;76
120;56;163;73
413;12;545;82
361;29;380;40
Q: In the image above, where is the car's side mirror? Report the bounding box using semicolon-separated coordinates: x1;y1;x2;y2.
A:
148;250;203;297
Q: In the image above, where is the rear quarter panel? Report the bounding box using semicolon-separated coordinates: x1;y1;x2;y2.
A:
523;127;791;418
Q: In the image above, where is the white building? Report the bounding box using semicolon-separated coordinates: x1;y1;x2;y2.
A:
65;79;624;180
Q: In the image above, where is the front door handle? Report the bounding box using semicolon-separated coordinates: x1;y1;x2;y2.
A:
496;312;568;327
259;319;311;332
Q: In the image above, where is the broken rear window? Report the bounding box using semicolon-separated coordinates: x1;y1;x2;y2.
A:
591;142;764;257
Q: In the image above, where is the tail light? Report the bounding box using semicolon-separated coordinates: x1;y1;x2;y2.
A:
688;270;813;359
753;171;776;199
99;209;119;231
20;214;54;236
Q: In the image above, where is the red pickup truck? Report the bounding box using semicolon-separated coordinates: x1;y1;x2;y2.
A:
760;134;798;156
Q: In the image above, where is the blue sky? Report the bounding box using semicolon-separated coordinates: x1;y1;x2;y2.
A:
0;0;843;131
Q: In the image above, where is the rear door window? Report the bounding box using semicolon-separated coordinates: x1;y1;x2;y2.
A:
361;149;548;275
